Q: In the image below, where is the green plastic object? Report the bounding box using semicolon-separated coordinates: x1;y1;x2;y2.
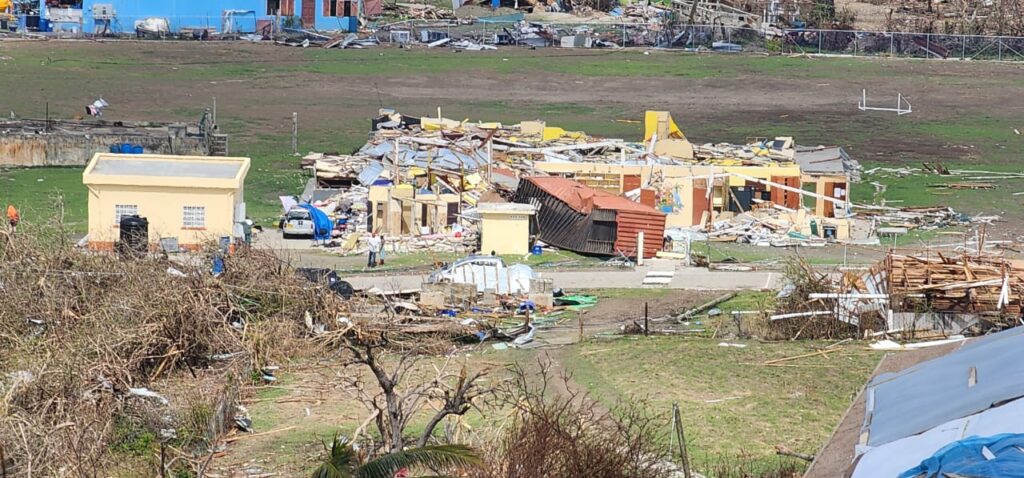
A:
557;295;599;311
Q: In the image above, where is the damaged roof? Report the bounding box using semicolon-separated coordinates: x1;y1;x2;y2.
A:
523;176;663;214
794;146;861;181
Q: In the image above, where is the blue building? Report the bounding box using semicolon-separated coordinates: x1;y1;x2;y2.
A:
39;0;363;33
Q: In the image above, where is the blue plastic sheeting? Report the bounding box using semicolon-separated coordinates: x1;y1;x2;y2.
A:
299;204;333;242
900;434;1024;478
863;326;1024;447
853;398;1024;478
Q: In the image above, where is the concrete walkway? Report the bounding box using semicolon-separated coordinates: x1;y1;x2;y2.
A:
344;260;781;292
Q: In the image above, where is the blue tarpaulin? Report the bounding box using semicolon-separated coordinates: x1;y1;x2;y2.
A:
900;434;1024;478
299;204;333;242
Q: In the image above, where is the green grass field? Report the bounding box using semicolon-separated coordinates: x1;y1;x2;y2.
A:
2;44;1022;234
565;338;882;471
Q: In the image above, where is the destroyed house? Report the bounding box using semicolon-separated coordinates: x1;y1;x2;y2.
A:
0;117;214;168
513;176;665;259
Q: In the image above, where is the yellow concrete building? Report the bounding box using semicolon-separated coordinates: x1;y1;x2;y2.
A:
478;203;536;255
83;153;250;251
532;162;807;227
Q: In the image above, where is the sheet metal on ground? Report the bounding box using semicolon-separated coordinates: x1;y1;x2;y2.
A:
862;327;1024;447
803;343;966;478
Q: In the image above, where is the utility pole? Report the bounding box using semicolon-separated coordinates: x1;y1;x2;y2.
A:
292;112;299;156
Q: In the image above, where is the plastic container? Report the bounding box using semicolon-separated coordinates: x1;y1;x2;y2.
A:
118;215;149;258
130;145;144;154
531;245;543;255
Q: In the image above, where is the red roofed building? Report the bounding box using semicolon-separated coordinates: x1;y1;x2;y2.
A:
513;176;666;259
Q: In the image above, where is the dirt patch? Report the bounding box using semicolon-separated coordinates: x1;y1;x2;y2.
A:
535;290;718;346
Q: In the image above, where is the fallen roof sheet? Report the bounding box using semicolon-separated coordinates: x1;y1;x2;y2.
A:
862;326;1024;448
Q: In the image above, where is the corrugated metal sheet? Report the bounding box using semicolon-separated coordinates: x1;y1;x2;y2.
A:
513;179;613;256
524;176;657;214
614;210;666;258
862;326;1024;447
515;177;665;258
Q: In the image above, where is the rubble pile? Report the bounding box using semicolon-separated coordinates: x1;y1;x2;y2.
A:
771;245;1024;340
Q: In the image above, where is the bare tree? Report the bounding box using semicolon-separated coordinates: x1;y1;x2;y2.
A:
340;334;495;453
471;358;680;478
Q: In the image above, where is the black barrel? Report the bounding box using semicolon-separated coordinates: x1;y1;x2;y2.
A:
119;215;149;258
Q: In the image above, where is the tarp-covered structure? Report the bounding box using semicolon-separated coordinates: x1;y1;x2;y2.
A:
847;327;1024;478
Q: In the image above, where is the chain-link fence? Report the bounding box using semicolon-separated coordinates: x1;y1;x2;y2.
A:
375;21;1024;61
17;14;1024;62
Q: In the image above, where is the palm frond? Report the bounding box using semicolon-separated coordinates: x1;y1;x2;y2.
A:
311;435;357;478
356;445;481;478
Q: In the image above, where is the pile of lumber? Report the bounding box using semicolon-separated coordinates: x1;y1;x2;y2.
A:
885;253;1024;315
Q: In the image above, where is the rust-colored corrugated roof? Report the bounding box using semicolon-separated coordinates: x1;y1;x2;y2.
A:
522;176;663;215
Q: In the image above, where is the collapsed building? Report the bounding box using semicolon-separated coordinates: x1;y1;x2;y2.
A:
289;108;988;262
0;113;227;167
513;176;666;258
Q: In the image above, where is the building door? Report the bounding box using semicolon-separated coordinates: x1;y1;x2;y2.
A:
301;0;315;26
692;179;710;225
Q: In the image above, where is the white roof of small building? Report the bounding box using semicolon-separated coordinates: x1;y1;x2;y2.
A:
83;153;249;189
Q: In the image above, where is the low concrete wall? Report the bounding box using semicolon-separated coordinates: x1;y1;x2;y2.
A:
0;134;206;167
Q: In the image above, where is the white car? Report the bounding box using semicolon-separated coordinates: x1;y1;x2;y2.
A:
282;208;315;239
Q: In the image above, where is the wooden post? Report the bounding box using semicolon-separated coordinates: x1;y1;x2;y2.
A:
578;312;585;343
637;230;645;265
644;301;649;336
393;139;400;185
671;403;693;478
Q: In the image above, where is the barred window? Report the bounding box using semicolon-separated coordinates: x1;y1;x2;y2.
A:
183;206;206;228
114;204;138;225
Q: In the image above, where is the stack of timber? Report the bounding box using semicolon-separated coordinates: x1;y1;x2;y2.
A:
885;253;1024;316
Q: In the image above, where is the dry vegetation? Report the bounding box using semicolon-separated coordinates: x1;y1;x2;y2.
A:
0;225;338;476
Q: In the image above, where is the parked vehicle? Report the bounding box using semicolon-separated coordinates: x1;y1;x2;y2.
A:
426;255;536;294
282;207;314;239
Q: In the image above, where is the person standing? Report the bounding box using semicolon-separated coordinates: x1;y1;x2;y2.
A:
367;233;381;268
378;234;386;267
6;204;18;233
